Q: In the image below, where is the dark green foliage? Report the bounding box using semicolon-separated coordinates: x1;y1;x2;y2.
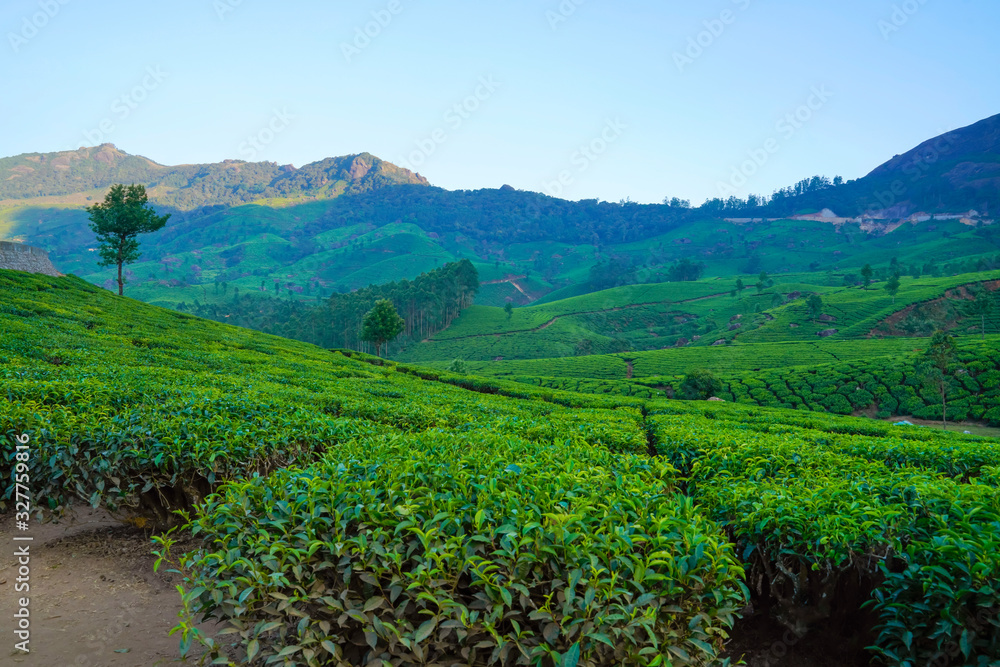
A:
884;273;901;302
807;294;823;319
861;263;874;289
588;257;638;290
666;257;705;282
189;259;479;356
679;368;722;400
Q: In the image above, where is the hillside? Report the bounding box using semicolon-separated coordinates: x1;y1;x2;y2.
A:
2;115;999;312
731;113;1000;218
397;270;1000;364
2;267;999;665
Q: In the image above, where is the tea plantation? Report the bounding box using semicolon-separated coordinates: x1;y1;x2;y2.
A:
2;268;999;666
398;271;1000;365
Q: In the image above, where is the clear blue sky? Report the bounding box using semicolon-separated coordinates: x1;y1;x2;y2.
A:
1;0;997;205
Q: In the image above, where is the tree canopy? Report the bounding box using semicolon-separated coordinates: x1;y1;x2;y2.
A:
361;299;405;358
87;183;170;295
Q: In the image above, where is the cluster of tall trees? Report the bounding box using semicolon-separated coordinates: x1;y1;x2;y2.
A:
188;260;479;356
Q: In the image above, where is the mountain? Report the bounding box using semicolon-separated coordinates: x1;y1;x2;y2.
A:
862;113;1000;213
0;144;429;209
2;114;1000;311
712;113;1000;219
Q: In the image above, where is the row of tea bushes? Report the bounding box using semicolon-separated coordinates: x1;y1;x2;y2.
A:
650;413;1000;665
159;431;747;666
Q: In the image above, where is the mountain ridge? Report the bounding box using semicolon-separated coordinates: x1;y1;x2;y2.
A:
0;144;429;209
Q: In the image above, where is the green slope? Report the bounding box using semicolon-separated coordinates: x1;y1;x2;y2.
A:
2;268;1000;665
398;270;1000;364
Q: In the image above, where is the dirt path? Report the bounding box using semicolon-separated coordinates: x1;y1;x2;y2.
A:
626;359;634;379
0;504;225;666
508;280;531;299
481;276;535;302
480;275;527;285
883;415;1000;438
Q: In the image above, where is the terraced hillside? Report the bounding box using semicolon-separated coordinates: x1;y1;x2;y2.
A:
400;271;1000;365
2;268;999;665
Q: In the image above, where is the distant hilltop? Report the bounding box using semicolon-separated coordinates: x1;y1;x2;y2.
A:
0;241;62;277
0;144;430;210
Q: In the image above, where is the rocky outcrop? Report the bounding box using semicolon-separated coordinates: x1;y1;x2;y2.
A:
0;242;62;276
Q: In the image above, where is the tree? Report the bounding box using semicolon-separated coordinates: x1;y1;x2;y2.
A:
922;331;959;430
360;299;405;358
962;289;994;340
86;183;170;295
735;278;745;299
666;258;705;282
884;273;901;303
504;302;514;320
807;294;823;320
574;339;593;356
861;264;874;289
679;369;722;400
447;359;467;374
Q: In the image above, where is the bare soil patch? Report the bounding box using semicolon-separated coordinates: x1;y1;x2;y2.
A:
0;503;225;666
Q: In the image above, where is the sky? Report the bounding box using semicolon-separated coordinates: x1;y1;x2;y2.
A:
1;0;997;206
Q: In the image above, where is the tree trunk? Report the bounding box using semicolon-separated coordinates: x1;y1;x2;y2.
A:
942;385;947;430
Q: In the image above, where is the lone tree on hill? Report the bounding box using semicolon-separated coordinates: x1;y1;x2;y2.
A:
861;264;874;289
361;299;404;358
755;271;768;295
735;278;745;299
504;302;514;320
884;273;901;303
921;331;959;430
807;294;824;320
679;368;722;400
87;183;170;296
965;288;994;340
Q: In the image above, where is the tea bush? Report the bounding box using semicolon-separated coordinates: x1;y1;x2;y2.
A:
163;432;747;666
